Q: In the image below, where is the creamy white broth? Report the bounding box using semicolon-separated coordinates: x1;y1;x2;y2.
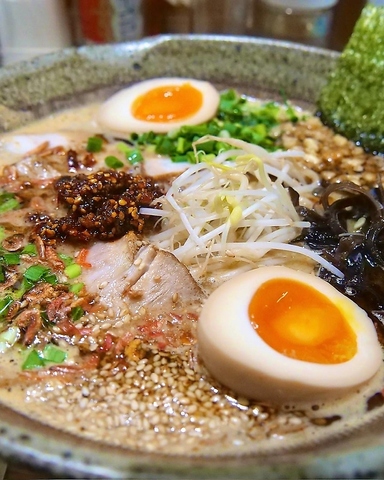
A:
9;104;99;134
0;100;382;456
0;105;98;168
0;343;383;455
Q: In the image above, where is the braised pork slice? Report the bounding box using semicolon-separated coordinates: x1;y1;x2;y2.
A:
125;248;203;315
83;232;205;318
81;231;138;308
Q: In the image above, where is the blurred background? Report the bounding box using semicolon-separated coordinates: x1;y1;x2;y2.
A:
0;0;372;478
0;0;368;67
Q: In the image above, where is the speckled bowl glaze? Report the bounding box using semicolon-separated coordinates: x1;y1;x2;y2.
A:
0;35;383;479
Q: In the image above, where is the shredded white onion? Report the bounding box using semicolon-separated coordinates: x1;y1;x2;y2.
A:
141;137;343;279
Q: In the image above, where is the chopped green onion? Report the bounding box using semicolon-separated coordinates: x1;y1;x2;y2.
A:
58;253;74;267
105;155;124;169
116;141;132;155
43;272;58;285
86;136;103;153
69;282;84;295
14;277;34;299
167;128;179;140
0;296;13;317
22;350;45;370
40;310;50;325
22;265;57;284
126;149;143;165
2;253;20;266
176;137;186;153
64;263;82;279
71;306;84;322
196;140;215;154
128;89;297;164
0;197;19;214
0;326;19;344
216;141;232;153
24;265;50;282
0;326;20;353
21;244;37;256
116;143;143;164
0;227;6;242
0;266;5;283
22;265;57;286
200;153;216;163
42;344;67;363
22;344;67;370
156;137;174;156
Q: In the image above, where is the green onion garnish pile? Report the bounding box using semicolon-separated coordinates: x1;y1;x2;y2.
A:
129;90;299;163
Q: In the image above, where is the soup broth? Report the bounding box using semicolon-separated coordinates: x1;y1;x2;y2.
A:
0;90;383;457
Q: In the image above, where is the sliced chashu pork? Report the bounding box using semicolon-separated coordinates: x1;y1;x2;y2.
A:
82;232;205;349
84;232;204;315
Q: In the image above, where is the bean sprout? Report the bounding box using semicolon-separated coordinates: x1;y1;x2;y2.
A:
141;137;343;279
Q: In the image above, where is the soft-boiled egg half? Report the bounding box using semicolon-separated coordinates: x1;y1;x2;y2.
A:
97;77;220;134
197;266;382;404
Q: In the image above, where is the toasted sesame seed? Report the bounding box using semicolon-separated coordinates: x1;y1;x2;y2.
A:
82;387;90;397
17;319;338;455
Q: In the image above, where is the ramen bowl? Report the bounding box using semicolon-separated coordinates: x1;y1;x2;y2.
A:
0;35;383;479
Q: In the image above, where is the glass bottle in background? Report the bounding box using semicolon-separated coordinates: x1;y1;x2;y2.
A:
328;0;365;51
76;0;143;44
142;0;253;37
161;0;193;33
255;0;339;48
143;0;194;35
192;0;253;35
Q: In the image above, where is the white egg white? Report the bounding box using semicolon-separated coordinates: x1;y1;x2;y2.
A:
96;77;220;134
197;266;383;404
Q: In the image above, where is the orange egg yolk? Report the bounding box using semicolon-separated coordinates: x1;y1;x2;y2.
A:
248;278;357;364
131;83;203;123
